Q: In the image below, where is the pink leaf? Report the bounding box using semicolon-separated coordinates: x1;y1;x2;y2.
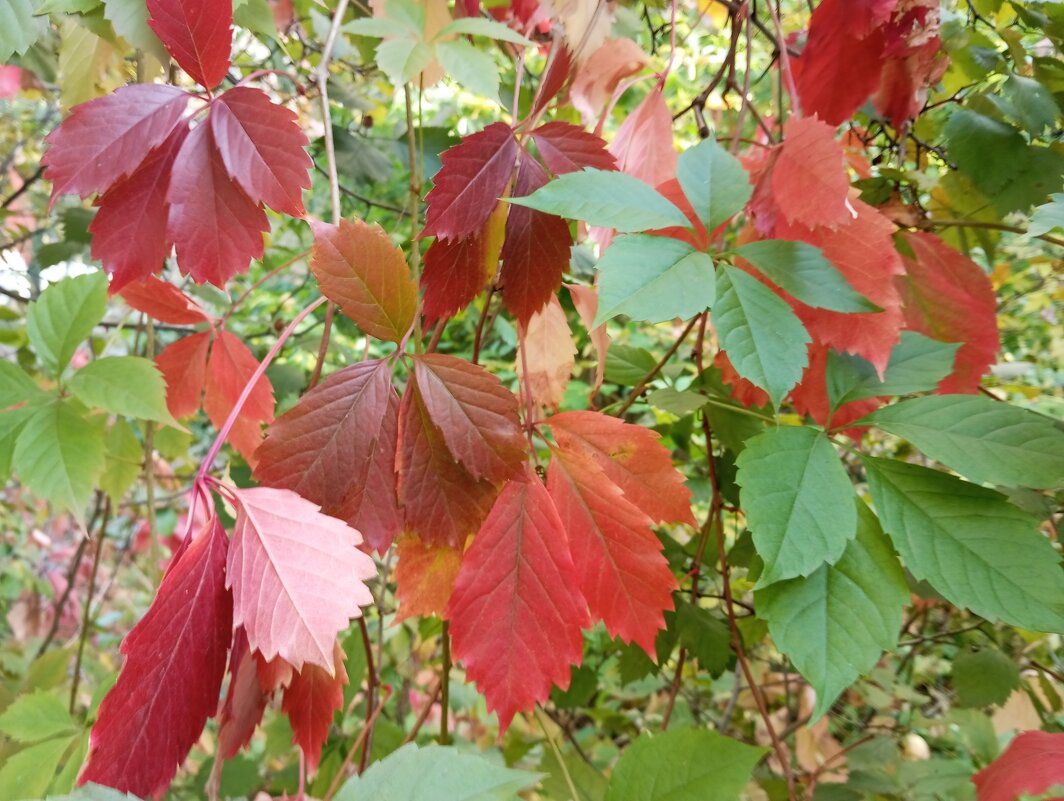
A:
973;730;1064;801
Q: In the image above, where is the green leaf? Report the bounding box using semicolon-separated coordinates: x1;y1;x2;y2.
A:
732;240;879;313
376;37;434;85
334;743;540;801
0;0;46;62
67;356;179;426
864;456;1064;633
952;649;1020;708
37;0;101;12
714;264;810;408
435;16;533;45
0;361;46;408
1000;73;1061;133
757;505;907;721
603;344;657;386
538;748;607;801
605;727;766;801
736;426;857;585
865;395;1064;489
26;272;108;376
102;0;167;61
676;137;751;233
0;733;76;801
11;398;106;523
345;17;410;38
647;388;708;417
676;600;732;676
233;0;276;37
1029;192;1064;237
594;235;715;325
435;39;500;102
99;419;142;503
0;690;77;743
32;782;139;801
508;169;691;232
0;406;40;483
826;332;960;408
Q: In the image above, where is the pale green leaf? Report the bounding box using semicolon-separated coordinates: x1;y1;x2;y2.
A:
49;733;88;796
35;782;139;801
605;727;766;801
380;0;425;34
1029;192;1064;237
676;137;751;232
865;395;1064;489
436;17;533;45
603;344;656;386
0;734;76;801
0;691;77;743
36;0;100;13
0;406;40;483
99;418;142;503
345;17;414;39
714;264;810;408
647;388;708;417
27;272;108;376
376;37;434;85
435;39;500;102
67;356;179;426
102;0;167;61
233;0;275;37
952;649;1020;708
732;240;878;313
334;743;540;801
864;456;1064;632
508;169;691;232
594;235;715;325
12;398;106;523
757;505;908;720
736;425;857;585
0;0;46;62
826;332;959;408
0;361;46;409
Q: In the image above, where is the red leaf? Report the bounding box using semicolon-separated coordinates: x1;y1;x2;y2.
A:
118;275;210;325
531;44;573;116
156;331;211;419
204;330;274;464
282;644;347;772
147;0;233;89
566;283;608;392
90;126;188;291
80;517;232;798
167;122;268;287
547;447;676;655
518;297;575;415
973;730;1064;801
309;219;418;343
500;153;572;323
412;353;527;482
394;536;462;621
256;651;294;693
548;411;695;526
210;86;312;217
446;467;589;730
897;232;999;394
421;122;517;241
253;360;402;554
570;38;649;124
217;629;268;761
42;84;190;204
396;381;499;548
531;121;617;176
226;486;376;674
608;88;677;189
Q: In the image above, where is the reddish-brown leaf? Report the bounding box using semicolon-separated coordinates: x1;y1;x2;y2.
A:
566;283;608;392
518;297;575;415
570;38;650;124
421;122;517;241
42;84;190;204
282;644;347;772
256;651;295;693
548;411;695;526
531;44;573;116
80;516;232;798
531;121;617;176
210;86;312;217
204;330;274;464
167;122;268;287
156;331;211;419
500;153;572;323
309;219;417;343
973;730;1064;801
89;126;188;291
118;275;209;325
217;629;268;761
393;535;462;621
396;381;499;548
412;353;527;482
446;468;589;730
226;486;376;674
547;447;676;655
897;232;999;394
147;0;233;89
608;88;677;189
254;360;401;554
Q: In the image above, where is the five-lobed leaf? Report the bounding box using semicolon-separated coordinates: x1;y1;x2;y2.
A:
26;272;108;376
825;332;960;409
676;137;751;233
67;356;180;427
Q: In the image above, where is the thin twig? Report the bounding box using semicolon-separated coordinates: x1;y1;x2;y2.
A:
613;317;700;417
358;615;378;773
70;498;111;714
439;620;452;745
322;686;392;801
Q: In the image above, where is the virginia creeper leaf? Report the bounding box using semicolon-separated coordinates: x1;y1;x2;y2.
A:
210;86;312;217
421;225;497;324
26;272;108;376
310;218;418;343
281;644;347;771
155;331;211;419
676;137;751;233
67;356;179;427
675;601;732;677
518;297;576;414
412;353;526;482
146;0;233;88
826;332;959;408
607;87;677;189
714;264;810;408
736;425;857;586
864;456;1064;632
204;330;274;464
756;505;908;720
375;38;435;87
0;734;78;801
435;39;501;102
972;731;1064;801
0;361;45;409
0;0;44;63
118;276;210;326
216;631;268;761
80;517;232;798
435;16;534;45
226;486;376;673
531;121;617;176
447;468;590;730
100;419;143;504
1029;193;1064;237
0;690;77;743
393;536;462;621
103;0;167;62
